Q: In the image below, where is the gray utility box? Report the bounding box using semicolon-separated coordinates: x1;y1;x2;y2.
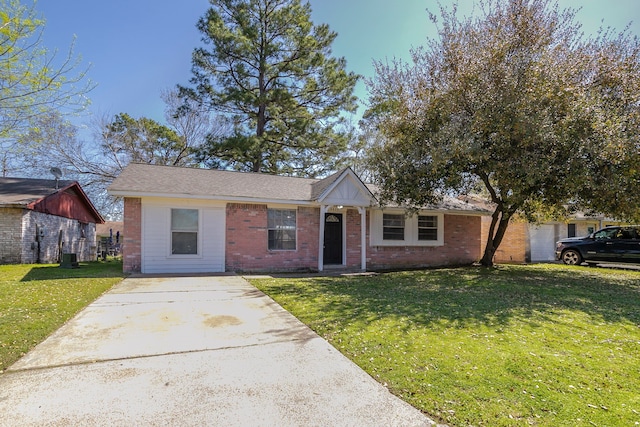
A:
60;253;79;268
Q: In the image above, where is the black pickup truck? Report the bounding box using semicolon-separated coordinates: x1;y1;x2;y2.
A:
555;226;640;266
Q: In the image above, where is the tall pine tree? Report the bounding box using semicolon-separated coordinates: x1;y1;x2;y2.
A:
181;0;359;176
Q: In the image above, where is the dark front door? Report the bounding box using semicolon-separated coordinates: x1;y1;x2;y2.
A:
323;213;343;265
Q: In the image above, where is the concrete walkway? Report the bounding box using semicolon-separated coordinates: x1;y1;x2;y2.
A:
0;275;439;426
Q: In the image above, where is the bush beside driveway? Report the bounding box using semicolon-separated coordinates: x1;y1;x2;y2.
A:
249;264;640;427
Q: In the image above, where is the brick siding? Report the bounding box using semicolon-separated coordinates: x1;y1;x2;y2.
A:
122;199;484;273
345;208;363;267
366;214;482;270
226;205;482;272
225;204;320;272
480;217;527;263
122;197;142;273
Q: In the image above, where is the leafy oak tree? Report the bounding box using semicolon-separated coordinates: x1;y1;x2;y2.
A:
181;0;359;176
366;0;640;266
0;0;93;174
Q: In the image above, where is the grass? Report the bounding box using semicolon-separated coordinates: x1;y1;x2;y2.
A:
0;260;124;372
249;264;640;427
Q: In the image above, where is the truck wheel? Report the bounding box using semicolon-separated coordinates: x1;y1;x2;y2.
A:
561;249;583;265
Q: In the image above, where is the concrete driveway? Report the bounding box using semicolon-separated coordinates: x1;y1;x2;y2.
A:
0;275;439;426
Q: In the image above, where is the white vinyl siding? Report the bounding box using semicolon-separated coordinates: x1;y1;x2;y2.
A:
370;210;444;247
141;198;225;273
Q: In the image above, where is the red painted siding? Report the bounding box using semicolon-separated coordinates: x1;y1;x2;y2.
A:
30;186;103;223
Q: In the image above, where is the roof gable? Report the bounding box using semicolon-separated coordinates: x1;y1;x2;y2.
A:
314;168;375;207
0;177;104;223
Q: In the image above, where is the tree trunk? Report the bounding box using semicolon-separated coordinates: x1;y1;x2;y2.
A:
253;102;266;173
251;158;261;173
480;206;512;267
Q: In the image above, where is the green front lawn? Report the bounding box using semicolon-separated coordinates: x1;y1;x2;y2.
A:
249;264;640;426
0;261;124;372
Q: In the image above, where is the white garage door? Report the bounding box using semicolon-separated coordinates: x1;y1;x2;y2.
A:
142;200;226;274
530;224;556;262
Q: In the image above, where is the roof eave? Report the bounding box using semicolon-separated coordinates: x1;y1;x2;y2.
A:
65;182;105;224
108;190;315;206
0;202;29;209
370;204;491;215
110;190;489;215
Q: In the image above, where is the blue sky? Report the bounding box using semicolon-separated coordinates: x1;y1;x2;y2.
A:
35;0;640;129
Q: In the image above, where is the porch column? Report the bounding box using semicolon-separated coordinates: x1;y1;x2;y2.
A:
358;207;367;271
318;204;327;271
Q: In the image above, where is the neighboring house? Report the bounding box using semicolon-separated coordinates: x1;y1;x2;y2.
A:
463;194;624;263
528;216;625;262
108;164;489;274
0;177;104;264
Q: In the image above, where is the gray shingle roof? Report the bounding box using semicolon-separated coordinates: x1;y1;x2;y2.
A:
108;163;488;214
364;183;489;213
108;163;323;202
0;177;75;205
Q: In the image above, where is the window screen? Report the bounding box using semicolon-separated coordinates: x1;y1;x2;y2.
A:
383;214;405;240
171;209;198;254
268;209;296;250
418;215;438;240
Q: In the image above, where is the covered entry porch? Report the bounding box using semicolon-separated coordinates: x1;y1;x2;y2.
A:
313;168;374;272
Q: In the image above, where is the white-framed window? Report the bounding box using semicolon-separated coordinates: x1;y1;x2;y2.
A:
383;214;405;240
268;208;296;250
171;208;198;255
418;215;438;241
370;210;444;246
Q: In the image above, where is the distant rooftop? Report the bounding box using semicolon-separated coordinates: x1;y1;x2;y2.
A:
0;177;75;206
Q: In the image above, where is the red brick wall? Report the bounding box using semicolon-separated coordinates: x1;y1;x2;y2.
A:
365;214;482;270
225;204;320;272
123;197;142;273
123;199;483;273
225;205;482;272
345;208;363;268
